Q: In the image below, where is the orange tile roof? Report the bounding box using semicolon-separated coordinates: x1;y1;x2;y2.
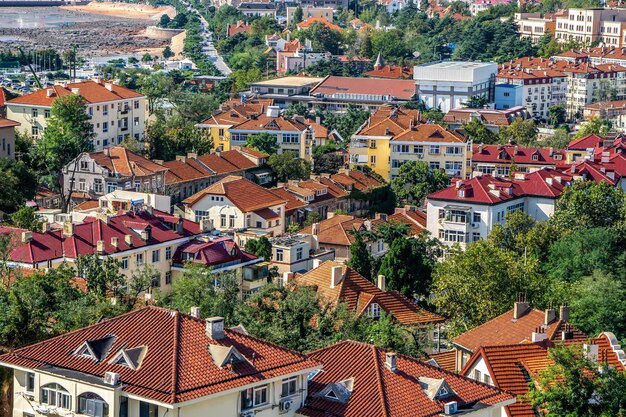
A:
90;147;167;177
365;65;414;79
392;124;467;143
296;16;342;31
0;306;320;404
0;117;20;128
8;81;143;107
355;106;421;137
269;187;308;213
310;76;416;101
219;150;257;170
299;214;363;246
230;113;308;132
183;175;286;212
163;158;212;185
300;340;514;417
427;350;457;373
452;307;586;353
295;261;444;326
72;200;99;212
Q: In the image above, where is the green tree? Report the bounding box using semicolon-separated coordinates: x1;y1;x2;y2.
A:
499;118;537;145
284;102;309;118
374;221;410;245
9;207;43;231
528;345;626;417
75;254;126;301
370;29;409;62
548;105;566;128
245;132;279;155
32;94;94;212
551;181;626;232
267;152;312;181
378;237;436;297
461;94;489;108
162;46;175;59
0;158;37;214
461;118;498;144
391;161;449;206
431;240;546;335
159;14;171;27
347;230;374;280
141;52;153;63
244;236;272;261
489;210;558;262
297;22;343;54
360;32;373;58
292;4;303;28
313;152;344;174
572;116;611;139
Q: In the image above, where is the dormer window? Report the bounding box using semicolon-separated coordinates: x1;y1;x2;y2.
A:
458;189;465;198
74;335;117;362
532;154;539;161
325;391;338;400
109;346;147;370
437;386;449;397
367;303;381;318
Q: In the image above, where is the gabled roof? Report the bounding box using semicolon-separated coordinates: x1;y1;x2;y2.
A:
567;133;605;150
452;306;586;353
0;306;319;404
391;124;467;143
183;176;286;212
7;81;144;107
444;107;531;126
473;144;566;165
0;117;20;128
365;65;414;79
299;340;514;417
310;76;416;101
296;17;342;31
295;261;444;326
0;210;200;264
229;114;309;132
172;237;257;267
88;147;167;177
426;350;457;373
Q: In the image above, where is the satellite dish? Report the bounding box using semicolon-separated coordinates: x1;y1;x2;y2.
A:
413;51;421;58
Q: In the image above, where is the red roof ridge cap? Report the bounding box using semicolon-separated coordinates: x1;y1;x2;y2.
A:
371;344;390;417
170;310;181;402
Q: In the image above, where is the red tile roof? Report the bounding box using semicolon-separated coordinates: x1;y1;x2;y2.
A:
295;261;444;326
296;17;342;31
444;107;531;127
229;113;309;132
0;117;20;128
310;76;416;101
473;144;567;166
0;306;320;404
300;340;514;417
7;81;143;107
183;175;286;212
89;147;167;177
452;306;586;353
227;21;251;37
365;65;414;79
427;350;457;373
0;210;200;264
567;133;605;150
172;237;257;267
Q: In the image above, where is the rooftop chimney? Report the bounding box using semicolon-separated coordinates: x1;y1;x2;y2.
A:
124;234;133;246
190;306;201;318
206;317;225;340
544;308;556;325
41;222;50;233
560;304;570;322
111;236;119;249
21;231;33;243
531;327;548;343
583;343;599;363
46;88;54;97
330;265;343;288
266;105;280;118
63;221;74;237
312;258;321;269
282;271;293;286
513;301;530;320
96;240;105;253
104;83;114;91
71;87;80;95
103;147;110;157
385;352;397;372
311;222;320;235
377;275;386;292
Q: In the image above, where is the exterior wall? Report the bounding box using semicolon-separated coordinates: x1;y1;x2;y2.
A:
462;356;494;386
494;84;523;110
228;129;311;160
515;13;551;42
286;7;335;27
348;136;391;180
389;141;471;180
555;8;626;45
7;96;147;152
62;154;165;198
0;124;16;159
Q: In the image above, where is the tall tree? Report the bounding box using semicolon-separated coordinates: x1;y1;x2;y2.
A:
461;118;499;144
391;161;449;206
267;152;311;181
244;236;272;261
347;229;374;280
245;132;279;155
9;207;43;231
32;94;94;212
0;158;37;214
499;118;537;145
378;236;437;297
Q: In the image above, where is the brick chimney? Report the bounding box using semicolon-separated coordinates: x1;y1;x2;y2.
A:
560;304;570;322
531;327;547;343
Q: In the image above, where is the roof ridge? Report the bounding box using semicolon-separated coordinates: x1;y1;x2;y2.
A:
371;345;390;417
170;310;181;402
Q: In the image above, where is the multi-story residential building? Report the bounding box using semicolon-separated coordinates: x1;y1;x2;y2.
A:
426;169;574;248
268;234;335;275
237;1;276;17
286;6;334;27
248;77;324;108
183;175;288;236
0;208;202;289
584;98;626;128
349;107;471;181
0;306;322;417
170;236;270;297
278;49;332;76
444;106;531;132
554;8;626;46
228;106;320;160
0;117;19;159
471;144;567;177
299;340;515;417
62;147;167;206
469;0;511;16
195;99;273;151
6;80;147;151
162;149;263;204
414;61;497;113
514;12;558;43
307;76;416;112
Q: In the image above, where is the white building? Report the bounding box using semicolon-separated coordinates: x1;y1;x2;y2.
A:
425;169;574;249
183;175;287;236
6;80;147;151
414;61;498;113
0;306;321;417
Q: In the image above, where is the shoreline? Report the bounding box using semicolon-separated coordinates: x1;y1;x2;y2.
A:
59;1;176;21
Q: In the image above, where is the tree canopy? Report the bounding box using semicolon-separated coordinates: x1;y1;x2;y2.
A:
391;161;449;206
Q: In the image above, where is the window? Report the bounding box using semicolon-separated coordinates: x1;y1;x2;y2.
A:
473;369;482;381
483;374;491;385
276;249;284;262
31;126;39;138
429;161;440;170
134;100;140;109
413;145;424;154
241;385;268;410
79;179;86;191
134;117;139;126
472;212;481;223
438;209;445;219
445;161;463;175
41;384;71;410
220;214;227;228
446;210;467;223
31;108;38;117
152;250;160;263
80;160;89;171
194;210;209;222
102;105;108;116
296;247;303;261
281;377;297;398
165;272;172;285
229;215;235;228
26;373;35;393
121;257;128;270
44;109;51;118
165;247;172;260
392;144;409;153
136;253;144;267
79;393;108;417
443;230;467;243
367;303;381;318
472;232;481;242
139;401;157;417
282;133;300;143
151;274;160;288
446;146;462;155
429;145;440;155
102;122;108;133
507;202;525;213
370;155;376;164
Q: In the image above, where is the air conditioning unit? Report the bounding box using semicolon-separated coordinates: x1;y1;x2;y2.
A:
471;223;479;228
239;411;255;417
34;405;50;415
444;401;458;415
103;371;120;386
279;398;295;413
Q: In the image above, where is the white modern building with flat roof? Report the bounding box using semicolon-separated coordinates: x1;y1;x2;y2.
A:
414;61;498;113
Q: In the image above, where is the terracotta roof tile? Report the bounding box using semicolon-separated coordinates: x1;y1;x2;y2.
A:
0;117;20;128
310;76;416;101
427;350;457;373
8;81;143;107
89;147;167;177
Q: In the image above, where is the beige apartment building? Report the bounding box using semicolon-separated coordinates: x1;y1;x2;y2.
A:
515;12;558;43
0;118;19;159
555;8;626;46
6;80;147;151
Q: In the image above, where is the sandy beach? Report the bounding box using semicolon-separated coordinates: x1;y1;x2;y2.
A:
60;1;176;21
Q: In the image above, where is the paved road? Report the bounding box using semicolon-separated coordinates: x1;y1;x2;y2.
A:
181;0;232;75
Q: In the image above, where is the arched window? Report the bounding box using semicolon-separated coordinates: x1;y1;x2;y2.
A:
41;383;71;410
78;392;109;417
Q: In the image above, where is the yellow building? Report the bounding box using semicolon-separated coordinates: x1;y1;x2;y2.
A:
350;107;471;181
